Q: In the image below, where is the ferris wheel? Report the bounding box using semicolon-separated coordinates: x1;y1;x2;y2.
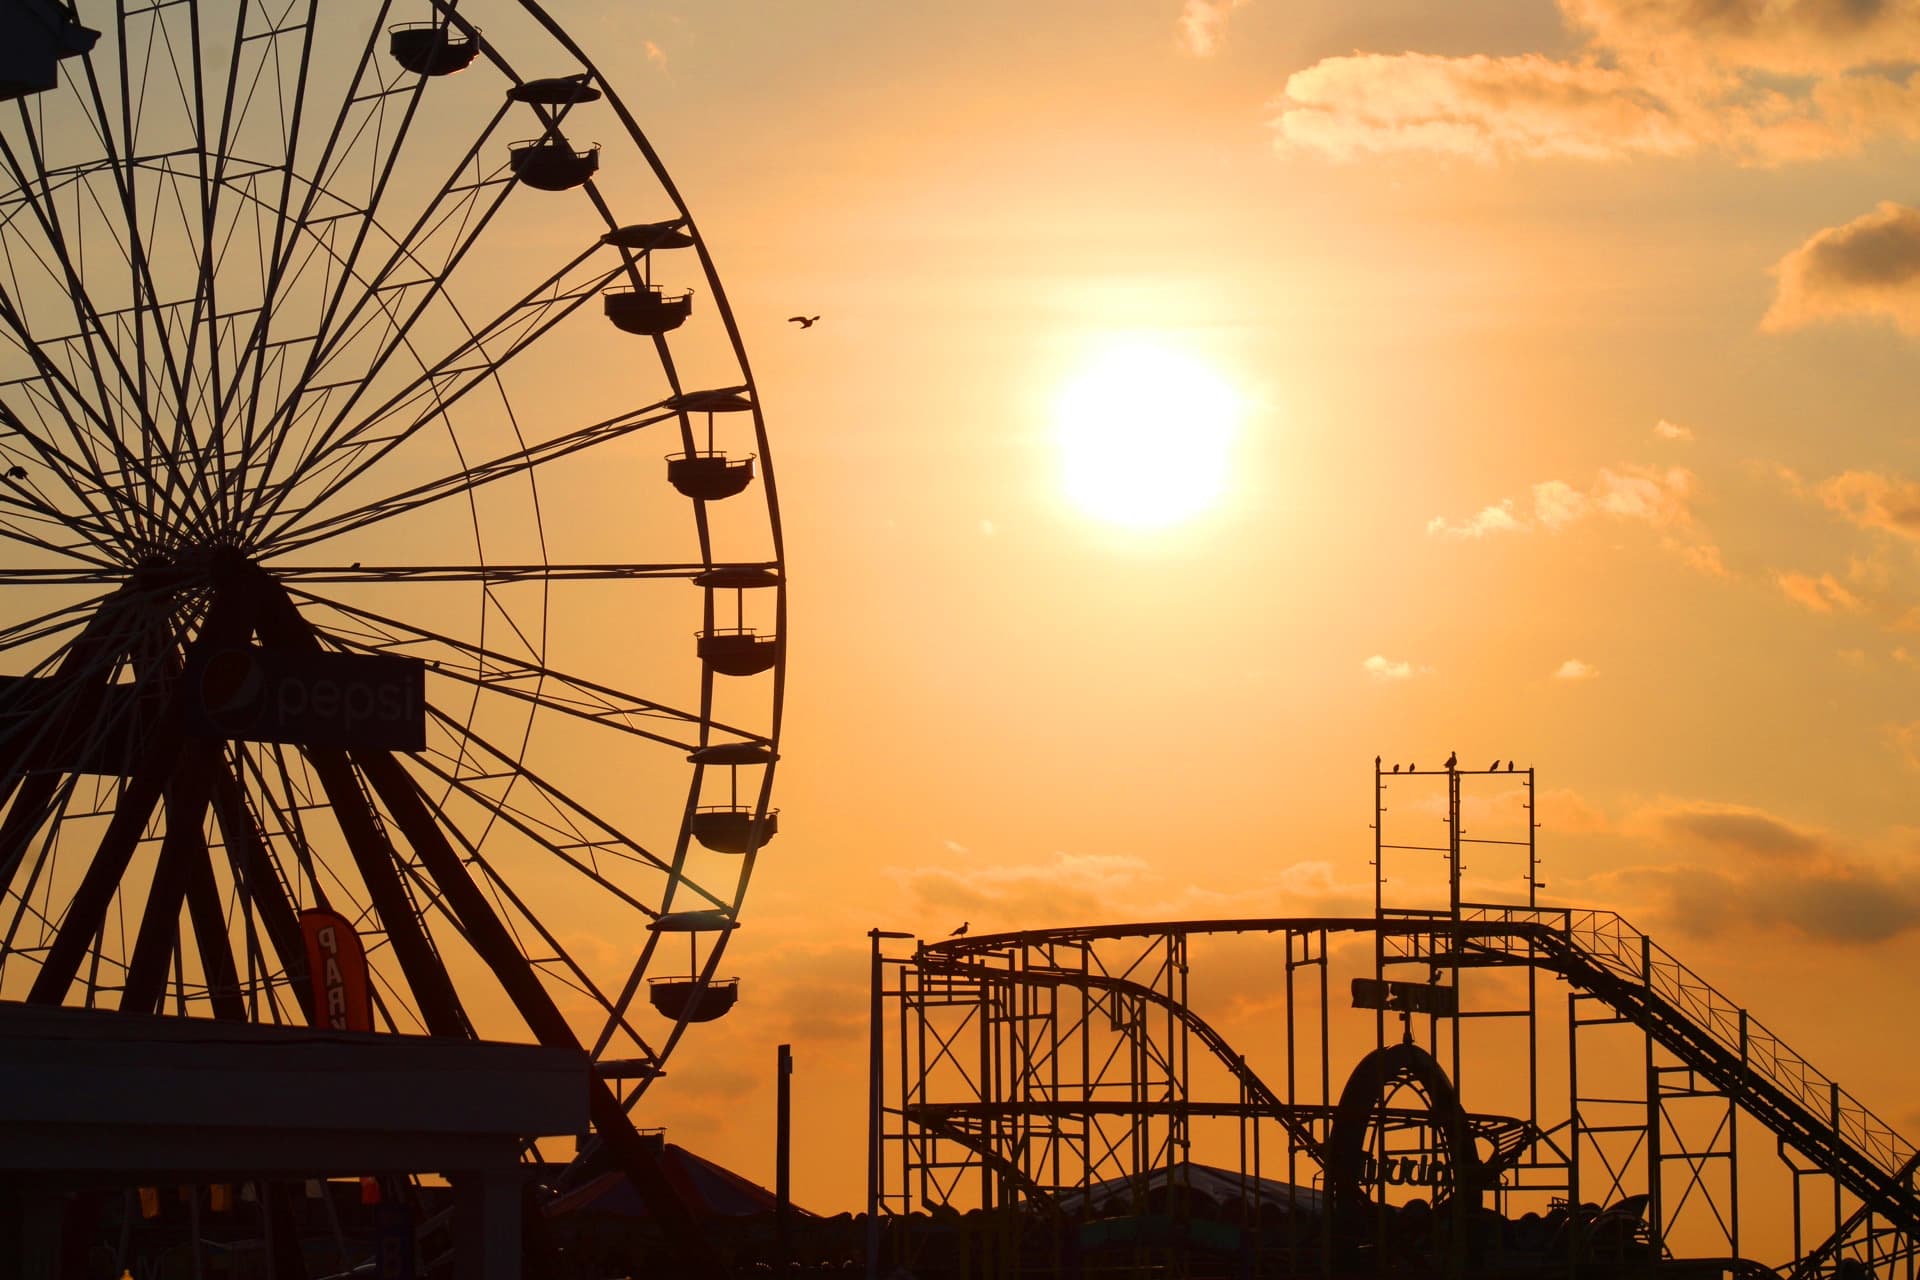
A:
0;0;781;1175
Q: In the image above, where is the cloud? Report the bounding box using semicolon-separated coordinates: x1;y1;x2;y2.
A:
1272;2;1920;163
1765;203;1920;334
1889;720;1920;771
895;850;1153;926
1539;786;1611;834
1426;499;1523;538
1178;0;1248;57
1362;654;1419;681
1642;799;1823;858
1532;480;1590;530
1818;469;1920;540
643;39;667;68
1561;0;1920;77
1554;658;1599;680
1608;798;1920;943
1654;419;1694;442
1433;464;1724;573
1776;570;1864;614
1275;53;1694;162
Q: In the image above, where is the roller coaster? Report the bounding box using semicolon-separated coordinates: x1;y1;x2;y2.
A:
866;763;1920;1279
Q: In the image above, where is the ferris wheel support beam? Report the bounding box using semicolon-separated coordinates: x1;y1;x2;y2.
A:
350;741;725;1277
121;741;226;1016
299;745;471;1038
208;756;314;1020
0;585;151;897
25;576;254;1004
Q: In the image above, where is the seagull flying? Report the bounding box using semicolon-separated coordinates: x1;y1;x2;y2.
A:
950;921;969;937
788;315;820;328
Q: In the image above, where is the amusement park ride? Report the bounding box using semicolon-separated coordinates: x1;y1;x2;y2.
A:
0;0;780;1270
871;762;1920;1279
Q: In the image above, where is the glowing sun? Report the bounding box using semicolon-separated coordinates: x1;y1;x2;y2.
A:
1054;340;1241;529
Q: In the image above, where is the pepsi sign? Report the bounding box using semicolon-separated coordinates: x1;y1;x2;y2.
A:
186;646;425;751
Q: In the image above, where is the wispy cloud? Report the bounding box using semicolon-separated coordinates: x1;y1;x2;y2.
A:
1426;499;1522;539
1776;570;1864;615
1272;1;1920;163
1178;0;1248;57
1818;469;1920;540
1430;464;1724;574
1654;419;1695;442
1554;658;1599;680
1363;654;1421;681
643;39;667;68
1766;203;1920;335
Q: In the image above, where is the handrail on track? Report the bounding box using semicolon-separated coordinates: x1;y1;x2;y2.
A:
1456;902;1918;1187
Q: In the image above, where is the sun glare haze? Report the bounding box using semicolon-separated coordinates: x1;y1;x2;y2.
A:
1054;339;1242;529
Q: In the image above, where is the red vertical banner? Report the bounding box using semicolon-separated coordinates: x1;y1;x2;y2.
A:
300;908;373;1031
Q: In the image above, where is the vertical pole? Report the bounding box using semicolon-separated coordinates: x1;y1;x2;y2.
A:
866;931;884;1280
1568;992;1582;1280
1448;767;1463;1091
1833;1083;1845;1253
1644;935;1662;1268
777;1042;793;1267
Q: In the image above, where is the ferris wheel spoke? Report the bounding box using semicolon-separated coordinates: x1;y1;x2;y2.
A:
214;3;478;518
230;100;519;520
279;561;765;585
6;104;207;515
0;318;146;536
250;244;612;540
0;170;204;537
0;279;171;543
292;588;764;749
354;740;648;1059
0;771;81;988
26;749;167;1004
0;504;124;567
409;748;673;918
0;769;79;920
414;706;723;908
268;398;681;554
430;796;653;1051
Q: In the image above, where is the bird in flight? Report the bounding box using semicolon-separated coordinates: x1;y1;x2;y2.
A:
950;921;969;937
788;315;820;328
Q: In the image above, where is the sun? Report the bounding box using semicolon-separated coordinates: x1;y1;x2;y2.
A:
1053;339;1242;529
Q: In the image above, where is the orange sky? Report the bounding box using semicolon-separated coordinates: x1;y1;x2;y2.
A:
590;0;1920;1218
13;0;1920;1246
